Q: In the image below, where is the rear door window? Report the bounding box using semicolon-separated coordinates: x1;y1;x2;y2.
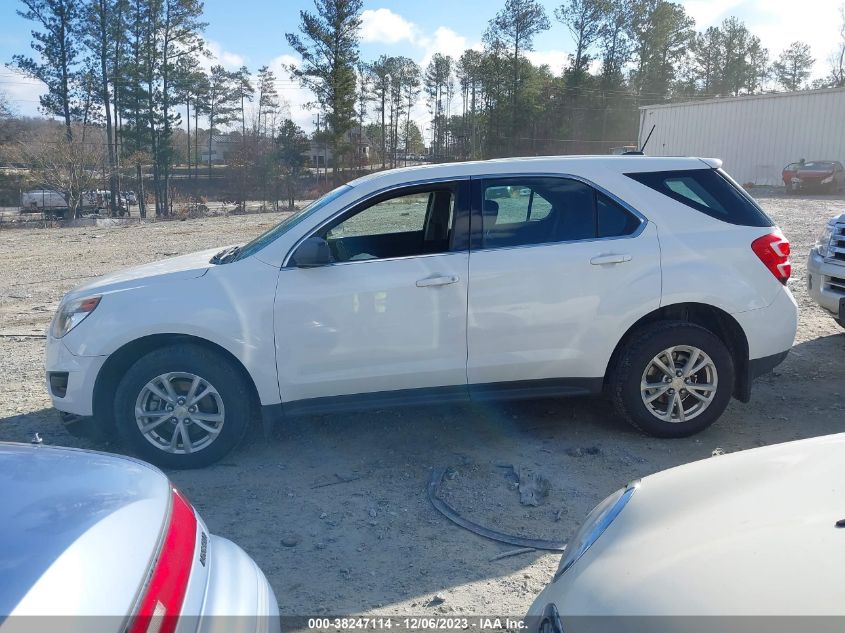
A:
626;168;773;227
479;177;642;248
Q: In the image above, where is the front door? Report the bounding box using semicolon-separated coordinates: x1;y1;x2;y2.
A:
274;181;471;404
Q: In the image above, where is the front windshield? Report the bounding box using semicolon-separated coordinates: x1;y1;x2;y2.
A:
802;162;834;170
233;184;352;261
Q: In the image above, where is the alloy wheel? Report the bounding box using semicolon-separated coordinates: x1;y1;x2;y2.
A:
134;372;225;454
640;345;718;423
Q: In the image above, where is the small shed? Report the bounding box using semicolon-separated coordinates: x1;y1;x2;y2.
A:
638;87;845;186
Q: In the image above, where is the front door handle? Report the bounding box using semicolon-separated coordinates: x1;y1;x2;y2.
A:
416;275;459;288
590;253;632;265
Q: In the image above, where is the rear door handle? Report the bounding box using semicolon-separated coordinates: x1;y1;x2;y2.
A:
416;275;459;288
590;253;632;265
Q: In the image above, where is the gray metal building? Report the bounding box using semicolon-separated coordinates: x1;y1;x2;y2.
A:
638;87;845;186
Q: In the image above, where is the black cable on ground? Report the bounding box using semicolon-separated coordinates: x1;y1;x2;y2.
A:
427;467;567;552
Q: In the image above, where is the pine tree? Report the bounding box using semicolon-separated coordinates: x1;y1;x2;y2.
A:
255;65;281;137
286;0;363;176
233;66;254;138
204;65;238;178
275;119;310;209
556;0;605;76
12;0;83;141
488;0;550;134
773;41;814;91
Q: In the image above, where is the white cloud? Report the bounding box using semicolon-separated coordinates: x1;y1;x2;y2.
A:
679;0;841;81
361;8;419;44
743;0;842;80
202;39;246;71
525;50;569;75
0;69;48;119
418;27;480;68
682;0;745;28
268;54;316;133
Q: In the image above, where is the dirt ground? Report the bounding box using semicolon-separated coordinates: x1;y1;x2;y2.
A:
1;192;844;620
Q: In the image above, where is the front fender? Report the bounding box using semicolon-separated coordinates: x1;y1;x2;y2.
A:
62;257;282;406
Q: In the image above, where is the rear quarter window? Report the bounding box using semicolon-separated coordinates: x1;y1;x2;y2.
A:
626;168;773;227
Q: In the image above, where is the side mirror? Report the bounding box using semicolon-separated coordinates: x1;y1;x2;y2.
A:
291;236;332;268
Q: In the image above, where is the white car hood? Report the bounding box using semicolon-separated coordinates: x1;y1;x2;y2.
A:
65;246;226;300
557;433;845;615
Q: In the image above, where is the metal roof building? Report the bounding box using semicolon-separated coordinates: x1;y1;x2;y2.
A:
638;87;845;186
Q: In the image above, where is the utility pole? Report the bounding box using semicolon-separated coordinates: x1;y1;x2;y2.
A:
314;112;321;186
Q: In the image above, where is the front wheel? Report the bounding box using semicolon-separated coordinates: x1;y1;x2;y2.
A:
609;322;735;438
114;344;252;468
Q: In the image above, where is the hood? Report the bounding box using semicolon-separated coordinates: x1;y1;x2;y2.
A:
65;246;226;301
564;433;845;615
0;443;170;617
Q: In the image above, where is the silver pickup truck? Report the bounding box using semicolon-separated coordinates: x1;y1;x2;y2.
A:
808;212;845;328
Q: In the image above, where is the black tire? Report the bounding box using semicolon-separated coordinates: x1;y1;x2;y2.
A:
114;344;252;468
609;321;734;438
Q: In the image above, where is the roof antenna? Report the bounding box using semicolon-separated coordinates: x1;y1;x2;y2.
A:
624;125;655;156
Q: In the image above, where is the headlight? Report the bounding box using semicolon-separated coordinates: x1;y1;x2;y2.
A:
553;481;639;581
51;296;101;338
814;222;835;258
822;175;834;184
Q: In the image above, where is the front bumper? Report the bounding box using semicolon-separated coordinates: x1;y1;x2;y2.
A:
45;335;106;417
794;177;834;189
807;250;845;323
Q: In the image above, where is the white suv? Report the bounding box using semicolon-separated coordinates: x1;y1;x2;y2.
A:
46;157;798;468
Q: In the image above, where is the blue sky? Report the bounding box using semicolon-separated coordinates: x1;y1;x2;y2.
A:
1;0;843;132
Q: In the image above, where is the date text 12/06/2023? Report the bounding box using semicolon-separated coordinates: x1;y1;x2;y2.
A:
305;617;528;631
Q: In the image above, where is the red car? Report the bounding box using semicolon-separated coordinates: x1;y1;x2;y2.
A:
783;160;845;193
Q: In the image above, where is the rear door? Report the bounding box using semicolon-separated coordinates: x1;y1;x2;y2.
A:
466;175;661;392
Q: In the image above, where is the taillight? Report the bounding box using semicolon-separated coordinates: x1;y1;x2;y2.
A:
751;230;791;284
128;487;197;633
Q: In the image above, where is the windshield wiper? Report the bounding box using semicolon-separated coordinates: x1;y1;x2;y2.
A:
210;246;240;264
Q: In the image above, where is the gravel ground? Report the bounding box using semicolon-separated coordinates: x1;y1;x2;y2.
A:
0;192;844;620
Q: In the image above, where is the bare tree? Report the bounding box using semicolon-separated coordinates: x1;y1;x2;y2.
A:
829;6;845;87
16;125;107;218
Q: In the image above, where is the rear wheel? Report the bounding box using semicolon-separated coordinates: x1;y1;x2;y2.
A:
610;322;734;437
114;344;252;468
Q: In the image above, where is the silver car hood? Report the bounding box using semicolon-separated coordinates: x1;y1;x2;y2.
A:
0;443;170;618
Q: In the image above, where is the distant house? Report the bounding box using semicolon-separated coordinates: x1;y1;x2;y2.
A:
200;134;237;165
307;128;371;167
